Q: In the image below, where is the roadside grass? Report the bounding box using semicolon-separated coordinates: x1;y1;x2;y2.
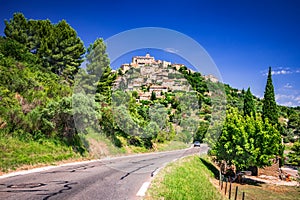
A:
146;155;224;200
79;132;126;158
121;140;190;154
0;136;79;173
155;140;190;152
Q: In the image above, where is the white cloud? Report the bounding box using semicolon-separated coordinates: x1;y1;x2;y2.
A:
271;69;292;75
284;83;293;88
280;101;294;107
164;48;179;53
275;93;300;107
261;67;297;76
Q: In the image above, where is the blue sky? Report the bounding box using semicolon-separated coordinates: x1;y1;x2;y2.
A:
1;0;300;107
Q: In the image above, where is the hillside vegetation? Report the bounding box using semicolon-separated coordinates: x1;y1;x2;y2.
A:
1;13;300;172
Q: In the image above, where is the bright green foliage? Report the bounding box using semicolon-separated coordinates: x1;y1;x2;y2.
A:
279;107;300;142
86;38;110;76
72;93;100;134
215;107;283;170
40;20;85;82
0;13;87;163
0;136;78;172
288;112;300;134
182;70;208;94
287;141;300;165
262;67;278;125
0;48;85;172
86;38;116;102
194;121;209;142
0;42;70;135
74;38;119;146
243;87;256;117
4;13;85;84
223;84;244;111
175;130;193;144
178;67;208;108
4;13;29;45
0;37;37;63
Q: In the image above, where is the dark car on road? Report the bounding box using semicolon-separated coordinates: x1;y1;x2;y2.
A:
193;141;201;147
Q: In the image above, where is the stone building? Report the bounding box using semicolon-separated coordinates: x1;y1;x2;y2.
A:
131;53;155;67
149;85;168;96
120;63;130;72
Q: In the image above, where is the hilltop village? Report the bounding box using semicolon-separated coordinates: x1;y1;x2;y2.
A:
113;53;218;101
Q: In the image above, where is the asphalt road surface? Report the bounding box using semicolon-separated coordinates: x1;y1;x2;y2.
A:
0;145;208;200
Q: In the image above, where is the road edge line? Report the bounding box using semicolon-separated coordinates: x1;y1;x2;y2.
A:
136;181;151;197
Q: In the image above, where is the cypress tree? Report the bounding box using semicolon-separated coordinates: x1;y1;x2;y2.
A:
243;87;255;117
262;67;278;125
150;91;157;101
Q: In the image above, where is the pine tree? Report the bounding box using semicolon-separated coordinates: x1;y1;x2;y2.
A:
4;13;28;45
262;67;278;125
243;87;255;117
5;13;85;84
86;38;116;102
38;20;85;82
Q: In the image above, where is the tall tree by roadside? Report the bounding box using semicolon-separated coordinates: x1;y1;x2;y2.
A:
243;87;255;117
262;67;278;125
215;107;283;171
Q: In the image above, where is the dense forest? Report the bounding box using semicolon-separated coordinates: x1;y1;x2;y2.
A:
0;13;299;172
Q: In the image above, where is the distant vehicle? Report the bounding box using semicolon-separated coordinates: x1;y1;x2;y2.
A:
193;141;201;147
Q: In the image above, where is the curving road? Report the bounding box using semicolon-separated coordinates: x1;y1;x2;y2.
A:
0;145;208;200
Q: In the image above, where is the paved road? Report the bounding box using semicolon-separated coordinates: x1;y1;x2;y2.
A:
0;145;208;200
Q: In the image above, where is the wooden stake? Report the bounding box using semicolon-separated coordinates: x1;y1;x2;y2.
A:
221;178;223;190
225;179;228;195
234;186;238;200
229;181;232;199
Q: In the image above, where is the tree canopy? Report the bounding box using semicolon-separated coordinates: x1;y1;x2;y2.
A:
214;107;283;170
4;13;85;84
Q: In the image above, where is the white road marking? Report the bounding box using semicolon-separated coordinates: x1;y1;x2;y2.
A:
136;181;150;197
151;167;160;177
0;160;99;179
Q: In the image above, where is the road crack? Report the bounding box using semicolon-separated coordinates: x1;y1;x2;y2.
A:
120;163;154;180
